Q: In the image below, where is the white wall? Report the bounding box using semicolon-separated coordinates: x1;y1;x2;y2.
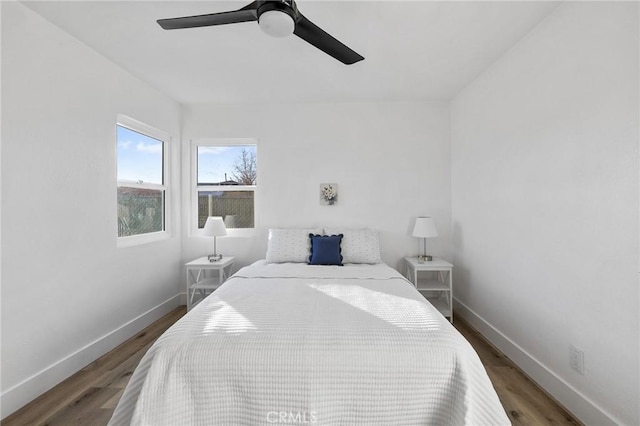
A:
1;2;182;417
181;101;451;272
451;2;638;425
4;1;636;423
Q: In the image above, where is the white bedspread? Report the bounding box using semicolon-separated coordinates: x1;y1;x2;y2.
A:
109;261;509;425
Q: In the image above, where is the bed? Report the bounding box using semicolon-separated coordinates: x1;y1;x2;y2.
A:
109;229;509;425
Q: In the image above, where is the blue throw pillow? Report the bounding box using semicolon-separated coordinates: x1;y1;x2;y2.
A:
308;234;343;266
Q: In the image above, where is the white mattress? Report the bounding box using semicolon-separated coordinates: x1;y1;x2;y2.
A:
109;261;509;425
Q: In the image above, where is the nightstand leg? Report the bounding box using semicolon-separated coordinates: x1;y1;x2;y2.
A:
449;270;453;323
186;270;192;311
189;289;195;307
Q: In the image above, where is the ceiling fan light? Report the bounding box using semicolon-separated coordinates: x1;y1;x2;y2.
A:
259;10;294;38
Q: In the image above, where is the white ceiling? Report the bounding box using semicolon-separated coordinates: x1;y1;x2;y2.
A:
22;1;560;104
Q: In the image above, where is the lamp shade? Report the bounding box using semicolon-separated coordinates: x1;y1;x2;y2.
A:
412;217;438;238
203;216;227;237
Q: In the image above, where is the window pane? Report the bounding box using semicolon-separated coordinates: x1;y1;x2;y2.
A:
198;191;254;229
117;125;163;185
197;145;256;185
118;187;164;237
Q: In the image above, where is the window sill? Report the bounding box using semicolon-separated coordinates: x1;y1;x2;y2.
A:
191;228;257;238
118;231;171;248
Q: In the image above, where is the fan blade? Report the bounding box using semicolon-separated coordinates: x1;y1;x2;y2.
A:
293;14;364;65
158;2;259;30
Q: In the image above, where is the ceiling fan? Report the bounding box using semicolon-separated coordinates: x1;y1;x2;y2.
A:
157;0;364;65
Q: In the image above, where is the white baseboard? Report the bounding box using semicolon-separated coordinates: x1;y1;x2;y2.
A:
453;298;618;426
1;294;181;419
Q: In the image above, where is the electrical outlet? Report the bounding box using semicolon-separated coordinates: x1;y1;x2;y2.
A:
569;344;585;375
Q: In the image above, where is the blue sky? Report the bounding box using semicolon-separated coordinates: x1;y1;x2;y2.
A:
197;145;256;184
117;125;256;185
117;125;163;184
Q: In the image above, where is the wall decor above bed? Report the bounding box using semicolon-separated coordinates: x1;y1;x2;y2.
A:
320;183;338;205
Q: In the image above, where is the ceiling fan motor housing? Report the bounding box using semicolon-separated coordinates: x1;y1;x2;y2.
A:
257;1;298;37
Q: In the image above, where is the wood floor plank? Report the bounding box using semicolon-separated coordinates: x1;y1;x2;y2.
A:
4;306;582;425
92;339;155;390
82;308;184;373
42;386;121;426
101;389;125;411
1;370;108;426
2;307;186;426
454;317;582;426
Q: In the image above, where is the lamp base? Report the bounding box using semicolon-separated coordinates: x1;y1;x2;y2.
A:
417;255;433;263
208;254;222;262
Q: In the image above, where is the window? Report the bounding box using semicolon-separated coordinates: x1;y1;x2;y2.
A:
194;140;257;231
117;115;169;242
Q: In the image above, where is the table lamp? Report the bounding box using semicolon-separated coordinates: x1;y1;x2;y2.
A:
412;217;438;263
203;216;227;262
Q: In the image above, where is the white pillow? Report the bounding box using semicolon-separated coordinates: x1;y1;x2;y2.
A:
265;228;323;263
323;228;381;264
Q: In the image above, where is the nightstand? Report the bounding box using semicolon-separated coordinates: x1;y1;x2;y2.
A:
404;257;453;323
185;256;235;311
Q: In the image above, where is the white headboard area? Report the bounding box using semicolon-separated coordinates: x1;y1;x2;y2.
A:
181;100;452;270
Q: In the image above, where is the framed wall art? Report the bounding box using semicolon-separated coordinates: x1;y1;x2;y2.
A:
320;183;338;206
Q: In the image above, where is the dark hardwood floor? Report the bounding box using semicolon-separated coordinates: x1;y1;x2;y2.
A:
3;307;581;425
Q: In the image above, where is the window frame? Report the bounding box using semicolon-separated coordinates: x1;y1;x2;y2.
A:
191;138;258;237
116;114;171;247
